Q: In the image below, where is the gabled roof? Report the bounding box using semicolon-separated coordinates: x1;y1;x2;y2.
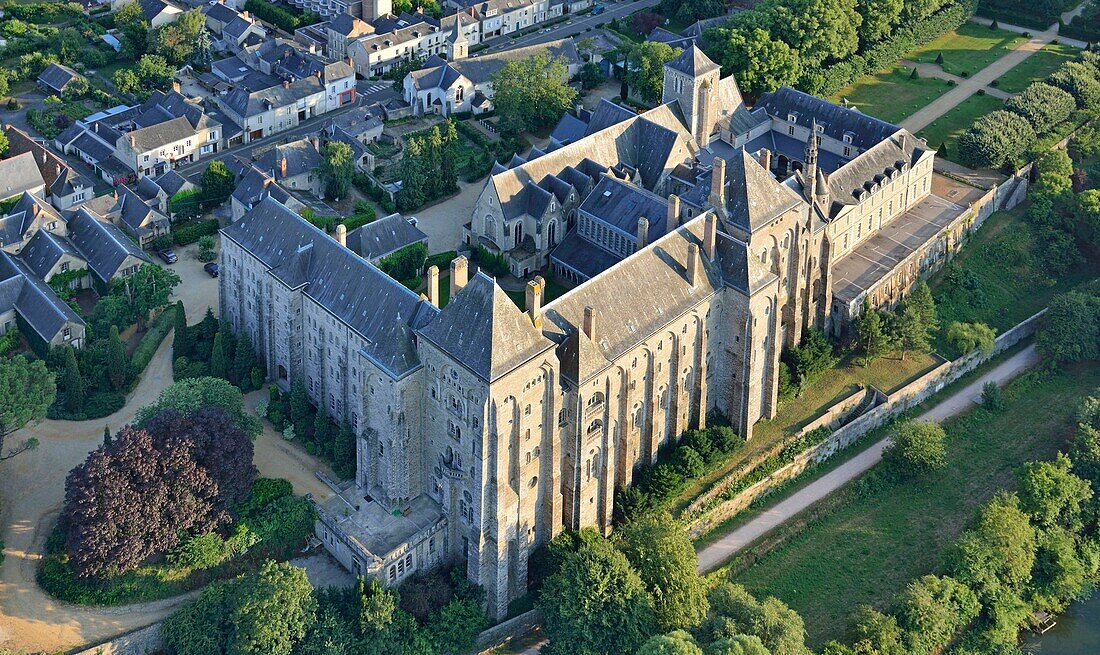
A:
664;44;718;77
19;228;84;280
0;250;84;343
0;152;47;200
580;174;669;243
2;126;92;198
721;148;805;233
254;138;322;180
112;186;170;237
37;63;82;92
67;208;151;283
203;2;239;24
152;170;193;197
329;12;372;37
346;213;428;260
221;75;324;119
416;272;553;383
754;86;902;152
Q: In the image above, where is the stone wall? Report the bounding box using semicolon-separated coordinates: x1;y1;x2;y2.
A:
685;309;1046;538
70;623;163;655
475;609;544;653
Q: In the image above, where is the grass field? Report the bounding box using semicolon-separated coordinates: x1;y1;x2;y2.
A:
909;22;1027;76
928;202;1100;354
994;42;1082;93
672;351;940;514
729;362;1100;647
917;93;1004;159
832;67;953;124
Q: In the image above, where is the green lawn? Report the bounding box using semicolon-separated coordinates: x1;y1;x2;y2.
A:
928;203;1100;354
672;351;940;515
831;67;953;124
908;22;1027;76
994;42;1082;93
917;93;1004;158
730;362;1100;648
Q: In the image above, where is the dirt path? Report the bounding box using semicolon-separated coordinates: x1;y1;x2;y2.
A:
695;344;1041;572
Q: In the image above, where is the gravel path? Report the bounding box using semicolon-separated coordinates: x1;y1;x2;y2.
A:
695;344;1041;572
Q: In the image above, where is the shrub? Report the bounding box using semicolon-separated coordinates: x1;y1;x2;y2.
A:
172;219;219;246
1049;61;1100;111
377;241;428;282
957;110;1037;169
673;446;706;478
982;381;1005;412
883;420;948;477
1004;82;1076;134
945;321;996;357
167;532;230;570
472;244;510;277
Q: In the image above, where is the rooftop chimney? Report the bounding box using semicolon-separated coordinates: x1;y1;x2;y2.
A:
899;132;907;151
426;265;440;307
582;306;597;342
172;80;181;94
525;275;544;329
309;135;319;151
710;157;726;209
450;255;468;297
279;156;288;178
758;149;771;172
667;194;681;229
283;79;290;89
704;213;717;260
636;216;649;249
687;243;700;287
335;223;347;248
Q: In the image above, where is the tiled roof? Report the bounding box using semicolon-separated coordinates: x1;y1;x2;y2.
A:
37;63;82;92
347;213;428;260
67;209;151;283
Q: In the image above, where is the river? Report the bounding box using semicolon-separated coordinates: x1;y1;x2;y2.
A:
1023;593;1100;655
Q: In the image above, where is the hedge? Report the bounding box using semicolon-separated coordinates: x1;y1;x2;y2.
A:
129;305;178;378
1004;82;1077;134
802;0;975;97
172;219;219;246
957;110;1037;168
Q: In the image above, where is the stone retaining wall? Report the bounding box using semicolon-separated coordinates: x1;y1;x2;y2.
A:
686;309;1046;539
475;609;543;653
69;623;163;655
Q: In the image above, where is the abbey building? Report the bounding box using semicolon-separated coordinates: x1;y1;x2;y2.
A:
221;45;955;619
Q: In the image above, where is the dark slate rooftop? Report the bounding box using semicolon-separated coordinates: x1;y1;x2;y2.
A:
0;152;47;200
222;197;435;378
346;213;428;260
255;139;322;180
720;148;806;233
664;44;718;77
67;209;151;283
550;230;621;280
19;228;83;280
580;174;669;243
37;63;82;92
416;271;553;383
0;250;84;342
755;86;902;152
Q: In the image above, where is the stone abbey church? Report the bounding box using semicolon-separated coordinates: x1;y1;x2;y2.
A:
220;45;940;618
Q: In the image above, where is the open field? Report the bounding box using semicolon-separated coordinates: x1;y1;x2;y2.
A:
994;41;1082;93
730;362;1100;647
908;22;1027;75
832;67;954;124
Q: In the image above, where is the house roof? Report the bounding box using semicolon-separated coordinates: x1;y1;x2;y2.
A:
3;125;91;198
37;63;82;92
720;148;805;233
0;250;84;343
254;138;323;180
580;174;669;243
221;75;325;119
347;213;429;260
67;208;151;283
19;228;84;280
416;271;553;383
0;152;47;200
755;86;902;152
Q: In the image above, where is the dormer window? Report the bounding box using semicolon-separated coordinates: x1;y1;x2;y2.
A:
815;123;825;134
843;132;854;144
787;112;798;123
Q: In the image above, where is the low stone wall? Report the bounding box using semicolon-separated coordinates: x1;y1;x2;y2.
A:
69;623;163;655
799;386;883;436
685;309;1046;539
475;609;543;653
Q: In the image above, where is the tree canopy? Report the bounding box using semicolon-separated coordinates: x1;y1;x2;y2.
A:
0;355;55;460
491;54;578;134
317;141;355;200
623;42;681;104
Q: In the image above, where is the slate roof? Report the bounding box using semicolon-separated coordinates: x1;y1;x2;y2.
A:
580;174;669;243
222;197;434;378
67;208;151;283
204;1;239;24
19;228;84;280
232;165;296;208
417;271;553;383
37;63;82;93
721;148;805;233
755;86;902;152
0;192;59;246
3;126;91;198
153;170;192;197
714;230;776;295
549;113;587;146
823;132;929;216
584;99;636;135
346;213;428;260
127;116;196;153
254;139;322;180
0;250;84;343
113;186;170;238
0;153;47;200
329;12;371;37
550;230;621;280
664;44;718;77
139;0;181;22
222;75;325;118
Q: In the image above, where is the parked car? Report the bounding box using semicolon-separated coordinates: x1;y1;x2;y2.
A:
158;249;177;264
204;262;219;278
591;4;605;13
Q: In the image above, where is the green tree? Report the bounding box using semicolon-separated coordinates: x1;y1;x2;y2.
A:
1034;149;1075;197
210;331;229;380
233;331;256;389
787;329;837;388
491;54;579;134
1005;82;1076;136
202;160;236;204
311;410;330;455
1073;189;1100;245
857;301;891;364
0;356;55;459
135;376;261;438
173;300;190;359
114;264;181;329
58;344;83;414
849;607;905;655
115;1;149;58
624;42;681;104
707;634;772;655
107;325;128;391
1031;525;1089;612
950;492;1037;599
957;110;1037;169
767;0;860;65
1016;453;1093;531
151;8;206;65
894;284;937;359
538;535;657;655
705;28;800;98
944;321;996;357
577;61;606;89
639;630;704;655
883;420;947;477
703;583;810;655
358;578;397;636
856;0;902;45
333;421;356;479
897;574;980;655
317;140;354;200
1037;290;1100;364
616;512;709;631
396;136;427;210
425;598;487;653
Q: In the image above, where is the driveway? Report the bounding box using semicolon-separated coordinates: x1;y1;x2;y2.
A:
413;179;483;253
694;344;1042;572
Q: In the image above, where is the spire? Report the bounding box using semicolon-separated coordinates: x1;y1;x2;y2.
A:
804;118;819;201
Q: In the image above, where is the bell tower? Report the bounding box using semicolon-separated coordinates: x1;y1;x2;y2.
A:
661;44;721;146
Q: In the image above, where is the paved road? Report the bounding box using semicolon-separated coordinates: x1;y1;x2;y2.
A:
695;344;1042;572
483;0;660;51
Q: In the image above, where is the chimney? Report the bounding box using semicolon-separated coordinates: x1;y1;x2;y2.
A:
241;9;248;18
129;135;136;148
112;190;119;201
899;132;907;151
704;213;717;260
758;149;771;172
283;79;290;89
172;80;181;94
335;223;347;247
667;194;681;229
582;306;597;342
42;150;48;165
687;243;700;287
279;157;288;178
346;56;353;66
636;216;649;249
426;265;440;307
450;255;468;297
309;135;319;151
525;276;544;329
710;157;726;209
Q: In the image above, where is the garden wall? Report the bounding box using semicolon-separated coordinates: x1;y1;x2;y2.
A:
69;623;163;655
685;309;1046;538
475;609;544;653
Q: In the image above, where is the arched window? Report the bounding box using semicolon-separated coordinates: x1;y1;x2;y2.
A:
547;221;557;247
587;419;603;435
586;392;605;411
513;221;522;247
